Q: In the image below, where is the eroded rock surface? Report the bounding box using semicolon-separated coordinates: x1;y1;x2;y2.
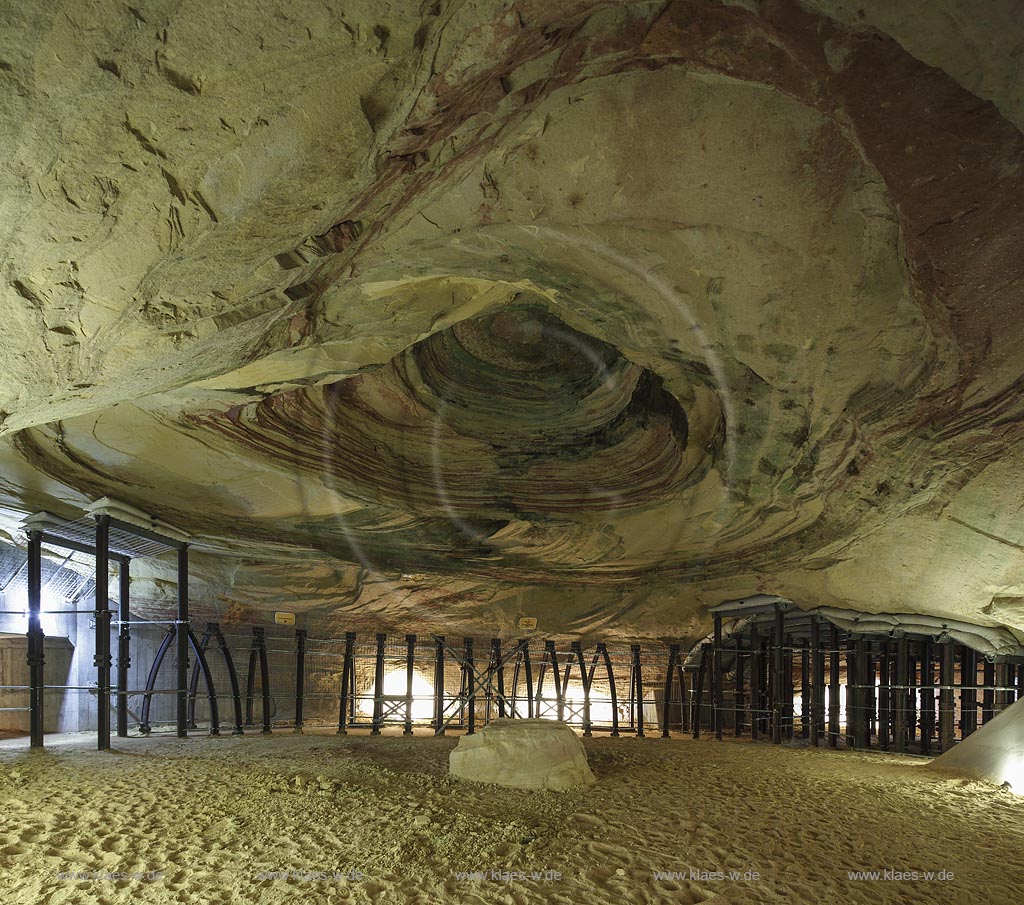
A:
449;719;596;790
0;1;1023;641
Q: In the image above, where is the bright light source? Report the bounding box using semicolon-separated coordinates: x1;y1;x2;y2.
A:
996;754;1024;794
356;668;435;721
0;588;68;636
534;681;618;724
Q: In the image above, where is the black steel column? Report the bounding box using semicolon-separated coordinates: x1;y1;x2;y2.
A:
809;618;822;747
337;631;356;734
863;647;876;748
371;632;386;735
464;637;476;734
26;529;44;748
490;638;506;720
920;642;934;755
773;606;784;744
938;642;955;752
599;643;618;737
894;636;909;753
294;629;307;733
784;632;795;741
662;643;678;739
433;635;446;735
997;661;1014;714
631;643;644;737
572;641;591;736
960;646;977;738
734;639;744;737
116;559;131;738
95;514;112;750
404;634;416;735
176;545;189;738
255;627;272;733
522;640;534;719
750;623;760;741
800;643;810;739
712;614;723;740
210;623;243;735
878;642;891;751
982;659;995;725
691;648;706;739
845;639;857;748
245;634;257;728
542;641;561;723
828;625;840;749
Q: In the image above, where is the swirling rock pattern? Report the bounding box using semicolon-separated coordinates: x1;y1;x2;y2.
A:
1;1;1023;640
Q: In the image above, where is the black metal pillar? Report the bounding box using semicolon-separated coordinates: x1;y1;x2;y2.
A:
712;614;724;740
938;642;955;752
188;629;220;736
800;643;810;739
692;644;707;739
95;514;112;750
982;659;995;725
210;623;244;734
863;646;876;748
572;641;591;736
337;631;356;734
845;638;857;748
140;626;175;734
828;625;840;748
809;618;822;747
543;640;562;723
371;632;385;735
255;627;272;733
920;642;934;755
894;636;909;753
734;639;744;737
463;637;476;734
522;640;534;719
960;646;977;738
598;643;618;737
878;642;891;751
404;634;416;735
750;623;760;741
783;632;795;741
433;635;446;735
26;529;44;748
773;606;784;744
116;559;131;738
176;545;189;738
662;643;678;739
996;661;1014;714
187;625;212;729
294;629;307;733
631;643;644;737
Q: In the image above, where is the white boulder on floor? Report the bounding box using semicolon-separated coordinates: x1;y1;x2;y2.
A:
449;718;596;790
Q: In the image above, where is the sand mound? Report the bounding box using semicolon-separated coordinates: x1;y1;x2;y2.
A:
932;696;1024;791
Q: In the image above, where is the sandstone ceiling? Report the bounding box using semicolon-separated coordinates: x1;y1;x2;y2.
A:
1;0;1023;642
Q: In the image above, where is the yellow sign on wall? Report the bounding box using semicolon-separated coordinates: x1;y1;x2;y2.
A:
274;612;296;625
518;617;538;630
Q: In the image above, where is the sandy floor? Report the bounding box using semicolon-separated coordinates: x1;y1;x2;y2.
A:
0;729;1021;904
